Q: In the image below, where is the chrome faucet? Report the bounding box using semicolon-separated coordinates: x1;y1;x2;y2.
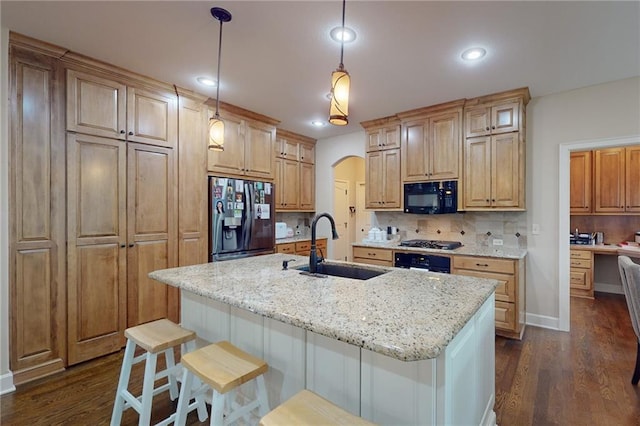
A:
309;213;339;274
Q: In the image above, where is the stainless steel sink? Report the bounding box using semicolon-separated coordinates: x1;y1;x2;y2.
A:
296;262;389;280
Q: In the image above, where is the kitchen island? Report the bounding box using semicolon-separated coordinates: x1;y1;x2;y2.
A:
150;253;499;425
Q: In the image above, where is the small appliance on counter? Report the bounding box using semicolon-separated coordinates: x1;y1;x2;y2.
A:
569;231;595;245
275;222;288;239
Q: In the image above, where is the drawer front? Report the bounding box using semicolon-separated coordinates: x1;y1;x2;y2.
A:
569;259;592;269
295;241;311;252
452;268;515;302
352;246;393;262
353;257;393;267
276;243;295;254
453;256;515;274
495;301;516;332
570;250;591;260
316;239;327;252
570;270;591;290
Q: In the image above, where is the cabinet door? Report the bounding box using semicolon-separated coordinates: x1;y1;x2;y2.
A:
281;158;300;210
245;119;275;179
382;149;401;208
66;69;126;140
275;137;299;160
491;133;521;208
491;102;519;134
299;162;315;211
463;137;492;208
178;96;208;266
594;147;625;213
127;143;178;326
365;151;384;207
207;111;245;175
126;86;177;148
10;47;66;383
570;151;592;213
67;134;126;365
299;142;315;164
366;129;382;152
625;146;640;212
429;111;460;180
402;120;428;181
464;106;490;138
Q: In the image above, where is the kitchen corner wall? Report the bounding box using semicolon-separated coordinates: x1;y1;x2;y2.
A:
373;211;527;249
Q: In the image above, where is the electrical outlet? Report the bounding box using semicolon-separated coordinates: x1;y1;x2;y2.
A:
493;239;503;246
532;224;540;235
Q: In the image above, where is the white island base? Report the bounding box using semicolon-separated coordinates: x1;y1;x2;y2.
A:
181;291;496;426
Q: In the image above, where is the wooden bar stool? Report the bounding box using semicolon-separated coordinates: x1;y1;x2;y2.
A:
110;319;208;426
259;390;376;426
174;340;270;426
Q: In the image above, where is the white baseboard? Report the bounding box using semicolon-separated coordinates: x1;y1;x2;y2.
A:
0;370;15;395
525;313;561;331
594;282;624;295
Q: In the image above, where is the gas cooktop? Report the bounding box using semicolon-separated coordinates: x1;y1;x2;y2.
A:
399;239;463;250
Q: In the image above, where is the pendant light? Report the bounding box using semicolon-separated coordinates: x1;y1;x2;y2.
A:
328;0;351;126
208;7;232;151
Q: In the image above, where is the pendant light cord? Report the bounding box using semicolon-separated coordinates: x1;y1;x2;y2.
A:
215;19;224;118
339;0;346;70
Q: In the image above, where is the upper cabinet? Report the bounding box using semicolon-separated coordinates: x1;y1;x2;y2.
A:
207;103;279;180
462;88;530;211
273;129;316;212
570;151;592;213
398;100;464;183
361;116;403;210
594;146;640;214
66;68;177;148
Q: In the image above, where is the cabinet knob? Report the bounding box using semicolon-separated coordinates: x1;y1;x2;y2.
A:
120;244;126;248
486;199;489;202
492;199;496;202
492;126;496;130
128;131;133;136
128;243;134;248
120;130;125;134
476;263;489;267
485;127;490;131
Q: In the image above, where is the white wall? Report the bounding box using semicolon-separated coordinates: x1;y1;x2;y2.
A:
316;76;640;331
1;22;15;393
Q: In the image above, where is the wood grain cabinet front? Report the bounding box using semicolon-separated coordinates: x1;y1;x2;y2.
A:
452;255;526;339
594;146;640;214
352;247;394;267
273;130;316;212
569;249;593;299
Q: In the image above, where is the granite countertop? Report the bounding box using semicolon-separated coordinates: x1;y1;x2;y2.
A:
149;254;498;362
353;241;527;260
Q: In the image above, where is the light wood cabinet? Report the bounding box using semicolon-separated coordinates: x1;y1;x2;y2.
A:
276;243;296;254
364;119;400;152
275;239;327;257
9;41;67;385
398;102;464;182
352;247;394;267
594;146;640;213
66;68;177;148
177;92;208;266
274;130;316;212
452;255;526;339
365;149;401;209
66;134;127;364
569;249;593;299
207;103;279;180
570;151;592;213
462;88;529;211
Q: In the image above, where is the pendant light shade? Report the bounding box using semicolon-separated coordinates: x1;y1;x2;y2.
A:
328;0;350;126
208;7;232;151
329;66;350;125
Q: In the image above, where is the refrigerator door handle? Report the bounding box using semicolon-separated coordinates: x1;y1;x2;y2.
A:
244;182;253;248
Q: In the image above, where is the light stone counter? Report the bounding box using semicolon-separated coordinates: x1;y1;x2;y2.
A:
149;253;498;361
353;241;527;260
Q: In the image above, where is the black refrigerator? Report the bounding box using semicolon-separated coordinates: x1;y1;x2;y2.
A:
209;176;275;261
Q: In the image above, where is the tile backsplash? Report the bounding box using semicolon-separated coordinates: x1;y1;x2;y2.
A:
275;212;315;237
372;211;528;249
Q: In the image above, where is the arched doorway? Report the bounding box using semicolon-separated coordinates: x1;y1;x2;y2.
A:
333;156;365;261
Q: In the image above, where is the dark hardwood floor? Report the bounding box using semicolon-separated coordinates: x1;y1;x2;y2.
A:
2;292;640;425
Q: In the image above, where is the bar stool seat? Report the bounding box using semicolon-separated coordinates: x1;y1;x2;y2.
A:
174;340;270;426
259;390;376;426
110;319;207;426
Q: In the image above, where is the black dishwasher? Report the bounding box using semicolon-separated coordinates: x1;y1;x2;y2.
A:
394;252;451;273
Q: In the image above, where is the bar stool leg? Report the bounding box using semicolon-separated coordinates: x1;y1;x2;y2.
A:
138;352;158;426
210;390;226;426
163;347;179;400
174;368;195;426
255;375;270;417
111;338;136;426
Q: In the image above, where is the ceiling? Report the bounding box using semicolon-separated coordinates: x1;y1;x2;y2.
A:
2;1;639;140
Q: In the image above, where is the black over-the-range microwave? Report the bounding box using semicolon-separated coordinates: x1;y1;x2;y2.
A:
404;180;457;214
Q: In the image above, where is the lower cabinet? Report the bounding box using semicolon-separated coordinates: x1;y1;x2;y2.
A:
352;247;394;266
569;249;594;299
452;255;526;340
276;239;327;257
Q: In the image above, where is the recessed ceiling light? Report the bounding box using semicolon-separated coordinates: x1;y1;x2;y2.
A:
461;47;486;61
330;26;356;43
311;120;327;127
197;77;217;87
